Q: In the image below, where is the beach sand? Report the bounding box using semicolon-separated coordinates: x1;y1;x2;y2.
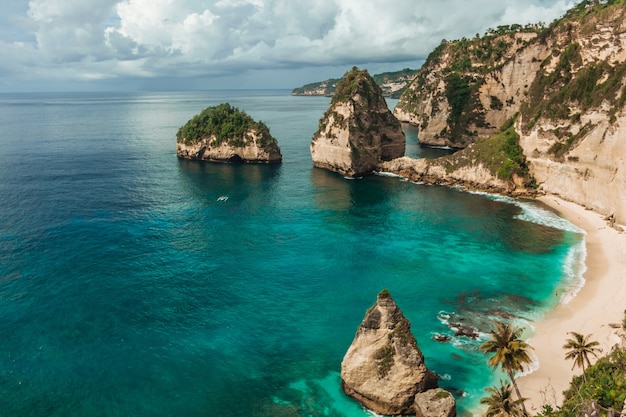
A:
516;195;626;413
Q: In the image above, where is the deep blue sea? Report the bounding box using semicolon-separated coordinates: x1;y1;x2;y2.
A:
0;90;585;417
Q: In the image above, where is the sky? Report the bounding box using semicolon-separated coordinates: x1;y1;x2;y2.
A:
0;0;576;92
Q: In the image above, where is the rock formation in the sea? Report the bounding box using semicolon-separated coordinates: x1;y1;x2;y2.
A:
310;67;406;177
389;2;626;223
176;103;282;163
341;289;453;416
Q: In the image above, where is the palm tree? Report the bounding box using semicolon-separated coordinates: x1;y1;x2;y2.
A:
563;332;601;382
481;382;527;417
480;321;533;415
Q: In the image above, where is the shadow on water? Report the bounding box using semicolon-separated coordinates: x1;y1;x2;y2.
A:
176;158;281;201
310;168;394;210
309;168;402;234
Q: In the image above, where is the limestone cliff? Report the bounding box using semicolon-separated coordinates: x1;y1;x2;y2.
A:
310;67;406;177
176;103;282;163
391;2;626;223
395;26;545;148
516;2;626;224
341;290;451;416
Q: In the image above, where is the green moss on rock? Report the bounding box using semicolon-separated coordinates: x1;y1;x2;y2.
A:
373;346;395;378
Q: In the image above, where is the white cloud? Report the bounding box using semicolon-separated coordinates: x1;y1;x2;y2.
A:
0;0;575;91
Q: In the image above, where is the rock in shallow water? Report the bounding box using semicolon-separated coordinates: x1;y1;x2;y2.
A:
341;289;455;416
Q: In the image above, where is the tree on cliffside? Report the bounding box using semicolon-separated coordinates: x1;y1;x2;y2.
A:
480;321;533;415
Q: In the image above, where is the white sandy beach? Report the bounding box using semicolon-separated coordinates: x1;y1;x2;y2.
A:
516;195;626;413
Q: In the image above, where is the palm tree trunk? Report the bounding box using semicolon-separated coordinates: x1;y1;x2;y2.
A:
508;369;529;416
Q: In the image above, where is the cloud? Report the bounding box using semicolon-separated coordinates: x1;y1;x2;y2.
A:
0;0;575;91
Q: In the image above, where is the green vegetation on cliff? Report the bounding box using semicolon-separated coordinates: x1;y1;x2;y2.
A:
562;0;626;21
538;343;626;417
331;67;381;106
176;103;279;152
519;0;626;157
398;26;539;147
522;43;626;131
438;115;534;185
443;73;487;142
397;0;626;171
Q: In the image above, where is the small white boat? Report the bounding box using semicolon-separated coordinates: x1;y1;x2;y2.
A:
217;196;229;201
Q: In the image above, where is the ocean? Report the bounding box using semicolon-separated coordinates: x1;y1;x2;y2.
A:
0;90;585;417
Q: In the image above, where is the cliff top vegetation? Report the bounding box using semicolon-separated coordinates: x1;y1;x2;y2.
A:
176;103;279;152
436;115;535;186
331;67;383;107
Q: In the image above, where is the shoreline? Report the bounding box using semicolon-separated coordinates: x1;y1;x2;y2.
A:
515;195;626;413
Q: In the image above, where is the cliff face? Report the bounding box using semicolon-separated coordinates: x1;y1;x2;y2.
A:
341;290;449;416
394;29;545;148
176;129;282;163
176;103;282;164
517;4;626;224
310;67;406;177
392;2;626;223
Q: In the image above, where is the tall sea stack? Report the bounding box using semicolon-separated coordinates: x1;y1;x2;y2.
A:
341;290;455;416
310;67;406;177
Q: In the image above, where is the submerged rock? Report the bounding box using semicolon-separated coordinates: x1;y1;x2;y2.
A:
341;289;453;416
310;67;405;177
176;103;282;163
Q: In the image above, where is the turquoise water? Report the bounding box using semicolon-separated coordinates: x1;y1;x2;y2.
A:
0;91;584;416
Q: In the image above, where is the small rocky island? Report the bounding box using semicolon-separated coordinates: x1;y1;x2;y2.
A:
341;289;456;417
176;103;282;163
310;67;406;177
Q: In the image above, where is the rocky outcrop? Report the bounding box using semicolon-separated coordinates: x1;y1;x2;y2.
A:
341;289;451;416
177;136;282;163
310;67;406;177
415;388;457;417
378;156;516;195
176;103;282;164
